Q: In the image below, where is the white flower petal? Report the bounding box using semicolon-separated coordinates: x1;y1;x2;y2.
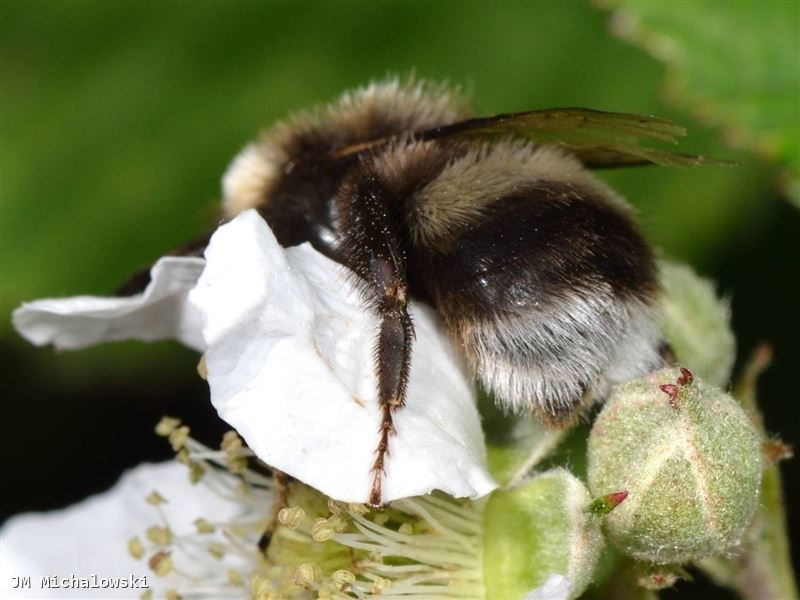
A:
0;462;247;599
522;573;571;600
189;209;497;504
12;257;207;352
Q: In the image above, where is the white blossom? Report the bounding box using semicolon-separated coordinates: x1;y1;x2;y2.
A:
13;258;206;351
522;574;571;600
0;461;250;599
189;209;496;503
11;210;496;505
0;453;568;600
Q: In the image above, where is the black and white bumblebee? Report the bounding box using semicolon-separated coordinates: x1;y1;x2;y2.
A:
140;78;713;506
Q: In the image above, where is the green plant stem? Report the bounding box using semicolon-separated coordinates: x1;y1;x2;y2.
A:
699;462;797;600
582;555;660;600
699;345;798;600
506;429;569;488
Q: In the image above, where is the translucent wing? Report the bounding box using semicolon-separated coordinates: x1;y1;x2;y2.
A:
331;108;728;168
419;108;729;168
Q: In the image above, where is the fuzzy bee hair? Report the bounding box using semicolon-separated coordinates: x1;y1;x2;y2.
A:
222;79;470;219
370;139;663;422
221;77;665;503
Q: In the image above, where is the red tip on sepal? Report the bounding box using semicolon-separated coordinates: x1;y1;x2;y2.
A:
609;490;629;505
661;367;694;408
678;367;694;386
660;384;680;408
586;490;629;516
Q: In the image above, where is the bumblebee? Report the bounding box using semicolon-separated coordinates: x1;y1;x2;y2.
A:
137;78;714;506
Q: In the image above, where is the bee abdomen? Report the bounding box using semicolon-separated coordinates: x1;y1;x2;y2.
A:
415;177;663;424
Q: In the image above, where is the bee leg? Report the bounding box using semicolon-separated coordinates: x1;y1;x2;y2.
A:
257;469;292;554
531;390;591;429
369;281;414;508
336;170;415;508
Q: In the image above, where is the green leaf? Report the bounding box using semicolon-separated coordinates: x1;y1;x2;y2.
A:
601;0;800;206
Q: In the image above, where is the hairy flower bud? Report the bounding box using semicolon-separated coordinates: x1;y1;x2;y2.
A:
659;261;736;386
483;469;604;599
588;368;762;564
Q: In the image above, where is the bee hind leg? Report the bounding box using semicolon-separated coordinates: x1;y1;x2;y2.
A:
368;281;414;508
258;469;292;554
336;169;415;508
531;390;592;429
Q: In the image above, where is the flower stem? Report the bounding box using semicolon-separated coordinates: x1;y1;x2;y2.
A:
507;428;569;488
699;345;798;600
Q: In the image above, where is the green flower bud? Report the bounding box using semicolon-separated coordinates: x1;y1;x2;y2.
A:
659;260;736;386
483;469;604;599
588;368;762;564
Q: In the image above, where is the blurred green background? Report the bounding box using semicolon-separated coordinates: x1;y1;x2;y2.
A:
1;2;797;596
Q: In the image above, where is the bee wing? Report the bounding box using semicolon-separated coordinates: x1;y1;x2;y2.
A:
417;108;730;168
535;145;720;169
331;108;728;168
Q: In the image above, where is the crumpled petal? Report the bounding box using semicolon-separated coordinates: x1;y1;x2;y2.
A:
12;258;206;352
522;574;571;600
0;462;247;599
189;209;498;504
